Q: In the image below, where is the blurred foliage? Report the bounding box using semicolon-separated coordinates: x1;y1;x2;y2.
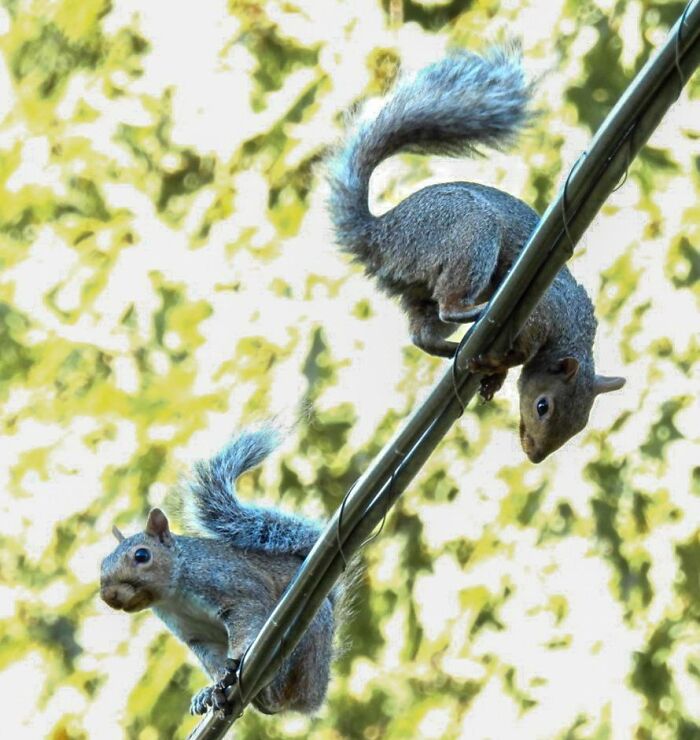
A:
0;0;698;739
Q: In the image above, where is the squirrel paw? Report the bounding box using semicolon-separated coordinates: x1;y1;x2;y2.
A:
412;337;459;359
189;659;242;716
467;355;507;401
467;354;507;374
217;658;242;690
479;371;506;402
190;685;216;715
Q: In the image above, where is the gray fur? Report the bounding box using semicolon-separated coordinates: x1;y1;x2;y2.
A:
326;47;625;461
100;427;351;716
328;46;532;253
186;427;321;557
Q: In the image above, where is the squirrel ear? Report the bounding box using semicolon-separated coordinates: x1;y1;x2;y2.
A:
112;525;125;542
593;374;626;395
146;508;173;546
553;356;579;382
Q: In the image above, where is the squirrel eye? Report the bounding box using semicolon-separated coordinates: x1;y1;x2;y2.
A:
134;548;151;564
536;397;549;417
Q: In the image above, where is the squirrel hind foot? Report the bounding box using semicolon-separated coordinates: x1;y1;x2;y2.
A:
438;301;488;325
409;322;459;358
412;335;459;358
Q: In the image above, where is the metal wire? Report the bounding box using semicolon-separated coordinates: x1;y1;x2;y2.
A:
675;2;693;94
336;453;400;567
451;333;470;413
561;151;586;255
335;480;356;570
611;135;631;192
357;451;400;547
232;650;249;718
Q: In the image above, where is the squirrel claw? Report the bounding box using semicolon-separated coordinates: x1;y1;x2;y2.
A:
190;685;215;715
189;658;242;716
466;355;507;401
479;373;505;402
212;687;229;711
218;657;242;688
212;657;242;715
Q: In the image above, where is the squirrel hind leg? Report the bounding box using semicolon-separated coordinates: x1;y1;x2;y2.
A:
433;227;501;324
254;601;334;715
413;333;459;359
402;295;458;358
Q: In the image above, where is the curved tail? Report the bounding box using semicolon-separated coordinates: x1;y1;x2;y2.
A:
186;427;321;558
327;46;533;250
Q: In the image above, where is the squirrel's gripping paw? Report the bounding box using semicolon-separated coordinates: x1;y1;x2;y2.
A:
189;658;241;716
466;355;507;402
478;370;506;402
467;354;507;374
190;685;217;715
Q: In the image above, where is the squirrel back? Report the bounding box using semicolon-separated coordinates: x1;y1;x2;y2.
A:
184;427;322;558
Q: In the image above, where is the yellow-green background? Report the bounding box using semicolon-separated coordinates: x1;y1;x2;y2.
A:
0;0;698;738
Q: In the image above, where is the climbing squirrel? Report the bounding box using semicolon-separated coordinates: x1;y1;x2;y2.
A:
327;47;625;462
100;427;348;716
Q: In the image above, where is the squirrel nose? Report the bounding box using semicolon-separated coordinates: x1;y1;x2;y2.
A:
521;432;544;463
101;585;121;608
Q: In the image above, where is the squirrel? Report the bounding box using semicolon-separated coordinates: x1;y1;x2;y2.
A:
100;427;349;717
327;47;625;462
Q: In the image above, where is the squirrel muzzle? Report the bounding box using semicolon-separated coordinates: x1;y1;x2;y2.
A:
519;421;546;463
101;582;154;612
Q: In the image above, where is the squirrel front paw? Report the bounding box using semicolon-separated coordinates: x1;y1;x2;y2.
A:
478;370;506;402
190;658;242;716
467;355;508;401
467;354;507;374
190;685;217;715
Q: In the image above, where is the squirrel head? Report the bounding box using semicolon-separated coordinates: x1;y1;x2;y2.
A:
518;357;625;462
100;508;177;613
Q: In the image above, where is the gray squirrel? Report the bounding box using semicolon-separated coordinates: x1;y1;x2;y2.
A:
327;47;625;462
100;427;346;716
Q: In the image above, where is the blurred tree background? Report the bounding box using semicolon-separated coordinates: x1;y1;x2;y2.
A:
0;0;698;738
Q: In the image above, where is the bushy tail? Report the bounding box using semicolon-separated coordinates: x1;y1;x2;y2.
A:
186;427;321;557
327;45;533;250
